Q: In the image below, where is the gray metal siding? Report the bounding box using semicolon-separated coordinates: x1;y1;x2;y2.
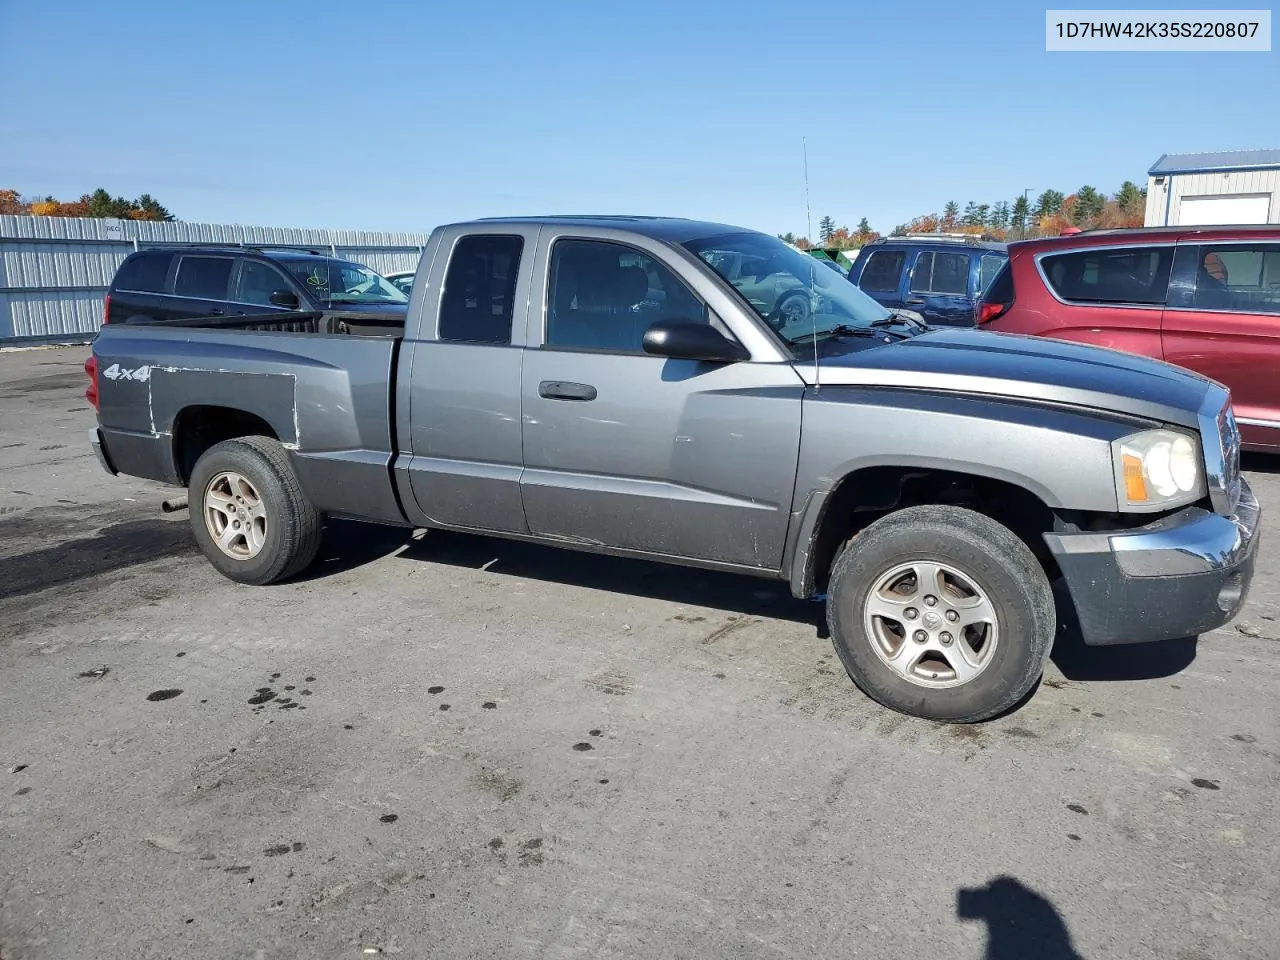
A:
0;215;431;342
1145;169;1280;226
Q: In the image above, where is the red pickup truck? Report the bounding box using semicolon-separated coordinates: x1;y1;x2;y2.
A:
979;226;1280;451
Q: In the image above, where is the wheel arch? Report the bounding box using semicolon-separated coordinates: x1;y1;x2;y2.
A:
788;461;1060;600
172;405;284;485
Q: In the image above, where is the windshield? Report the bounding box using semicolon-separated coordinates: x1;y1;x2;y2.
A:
683;232;892;344
281;259;409;305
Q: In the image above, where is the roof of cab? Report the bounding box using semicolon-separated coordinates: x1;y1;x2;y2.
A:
443;215;755;243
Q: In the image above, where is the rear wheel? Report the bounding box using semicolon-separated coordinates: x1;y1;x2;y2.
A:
188;436;322;585
826;505;1055;722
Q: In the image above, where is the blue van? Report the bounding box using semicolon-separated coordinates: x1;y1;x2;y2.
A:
848;236;1008;327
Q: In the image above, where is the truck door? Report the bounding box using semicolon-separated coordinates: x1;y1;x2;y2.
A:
401;225;540;534
518;231;804;570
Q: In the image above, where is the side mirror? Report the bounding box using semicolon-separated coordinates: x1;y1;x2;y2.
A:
269;290;300;309
642;320;749;363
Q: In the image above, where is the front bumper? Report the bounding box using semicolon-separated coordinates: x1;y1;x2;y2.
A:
89;426;117;476
1045;478;1261;646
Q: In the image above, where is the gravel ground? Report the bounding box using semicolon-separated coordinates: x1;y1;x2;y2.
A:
2;346;1278;960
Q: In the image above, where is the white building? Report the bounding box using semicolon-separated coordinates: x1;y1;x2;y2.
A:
1145;149;1280;226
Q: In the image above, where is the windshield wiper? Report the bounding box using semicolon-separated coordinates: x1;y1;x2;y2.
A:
870;310;930;332
787;324;878;345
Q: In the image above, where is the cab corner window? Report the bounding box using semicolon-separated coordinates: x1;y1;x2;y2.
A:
1193;245;1280;315
546;239;705;353
439;235;524;344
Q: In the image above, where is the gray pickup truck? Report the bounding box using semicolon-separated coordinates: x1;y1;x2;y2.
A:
87;216;1260;722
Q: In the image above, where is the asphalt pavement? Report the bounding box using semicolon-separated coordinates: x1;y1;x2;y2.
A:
2;346;1278;960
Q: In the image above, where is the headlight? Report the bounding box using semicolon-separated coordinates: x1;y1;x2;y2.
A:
1113;429;1205;510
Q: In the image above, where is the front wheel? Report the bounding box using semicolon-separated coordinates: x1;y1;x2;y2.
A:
826;505;1055;722
188;436;322;585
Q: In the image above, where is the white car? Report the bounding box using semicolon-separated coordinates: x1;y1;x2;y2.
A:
384;270;416;295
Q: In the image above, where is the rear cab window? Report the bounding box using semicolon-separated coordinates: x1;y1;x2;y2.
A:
438;235;524;344
1039;246;1172;305
113;252;172;293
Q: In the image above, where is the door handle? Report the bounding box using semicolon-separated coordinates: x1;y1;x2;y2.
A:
539;380;597;401
209;308;224;315
905;298;925;306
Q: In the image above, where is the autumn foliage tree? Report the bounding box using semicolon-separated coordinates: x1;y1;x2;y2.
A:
3;187;175;221
873;180;1147;242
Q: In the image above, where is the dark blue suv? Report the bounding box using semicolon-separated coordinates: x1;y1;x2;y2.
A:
848;236;1008;327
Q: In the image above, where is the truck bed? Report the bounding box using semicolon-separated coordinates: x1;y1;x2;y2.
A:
91;321;409;527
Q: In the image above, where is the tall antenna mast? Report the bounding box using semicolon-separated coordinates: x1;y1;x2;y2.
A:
803;136;813;243
803;136;818;389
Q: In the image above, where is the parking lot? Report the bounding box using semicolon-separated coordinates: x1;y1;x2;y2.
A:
2;345;1279;959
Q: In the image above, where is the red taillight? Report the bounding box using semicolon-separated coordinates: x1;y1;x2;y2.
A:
85;355;99;410
102;293;111;326
978;301;1009;324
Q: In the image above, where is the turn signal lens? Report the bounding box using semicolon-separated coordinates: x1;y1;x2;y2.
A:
1121;452;1147;502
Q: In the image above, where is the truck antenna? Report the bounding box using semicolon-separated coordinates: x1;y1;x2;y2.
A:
803;136;819;389
803;137;813;244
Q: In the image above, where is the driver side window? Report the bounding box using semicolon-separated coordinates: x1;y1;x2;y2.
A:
545;239;706;353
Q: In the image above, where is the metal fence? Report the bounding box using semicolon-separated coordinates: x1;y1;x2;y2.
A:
0;215;433;344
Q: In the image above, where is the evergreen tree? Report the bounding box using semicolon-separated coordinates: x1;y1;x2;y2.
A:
1115;180;1144;215
1033;190;1065;221
1010;195;1030;235
1074;185;1105;224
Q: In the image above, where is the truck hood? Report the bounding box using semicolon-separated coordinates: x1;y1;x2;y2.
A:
798;328;1216;429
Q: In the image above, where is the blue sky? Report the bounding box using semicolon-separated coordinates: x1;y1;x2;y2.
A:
1;0;1276;237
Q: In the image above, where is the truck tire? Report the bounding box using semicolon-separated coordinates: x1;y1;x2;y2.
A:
187;436;323;585
826;505;1055;723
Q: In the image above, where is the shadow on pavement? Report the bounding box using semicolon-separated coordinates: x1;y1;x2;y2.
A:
1049;581;1197;681
340;524;833;637
0;513;194;600
958;876;1085;960
297;525;1213;676
297;519;417;581
1241;452;1280;475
